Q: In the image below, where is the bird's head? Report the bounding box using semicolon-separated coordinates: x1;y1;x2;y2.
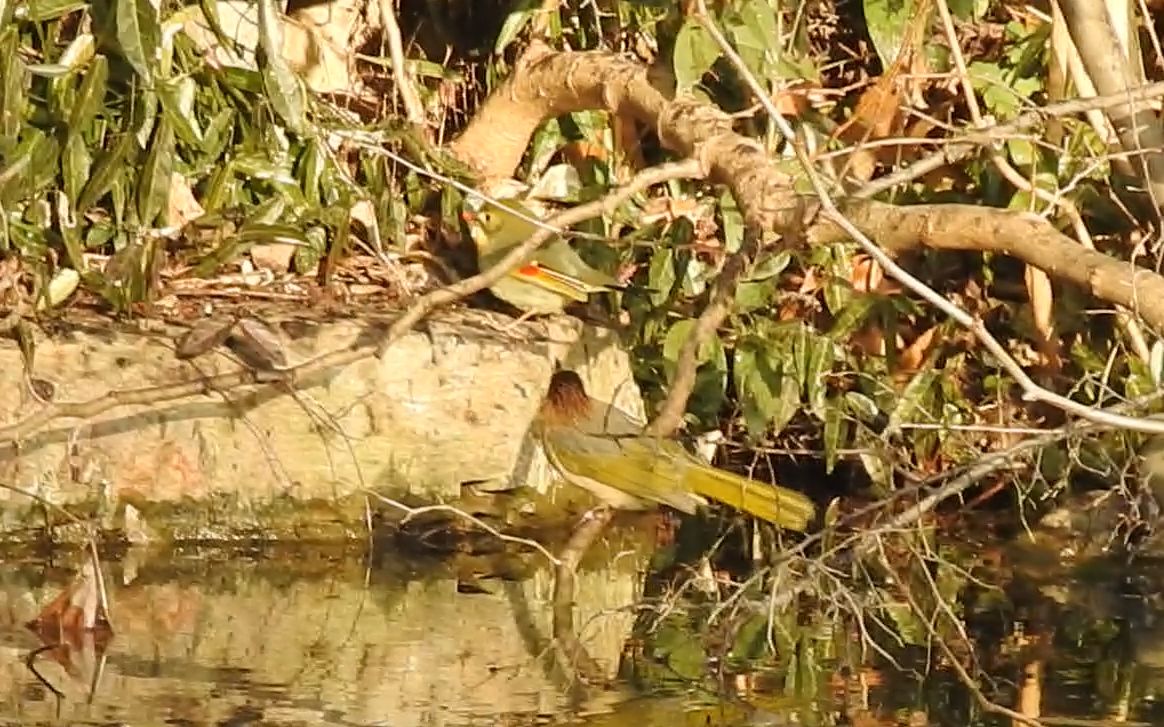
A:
541;370;591;423
461;200;538;252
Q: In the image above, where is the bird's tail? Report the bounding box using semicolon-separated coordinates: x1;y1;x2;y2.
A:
685;462;816;532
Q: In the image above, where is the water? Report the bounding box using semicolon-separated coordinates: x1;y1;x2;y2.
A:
3;535;1164;726
0;536;699;726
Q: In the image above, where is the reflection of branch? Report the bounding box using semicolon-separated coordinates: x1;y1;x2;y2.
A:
363;490;562;566
25;645;66;699
889;539;1044;727
854;435;1058;555
0;480;114;630
551;507;613;683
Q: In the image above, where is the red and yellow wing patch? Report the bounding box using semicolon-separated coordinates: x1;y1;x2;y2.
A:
511;263;596;303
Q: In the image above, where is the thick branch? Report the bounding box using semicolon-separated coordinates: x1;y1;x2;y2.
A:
452;48;1164;334
819;200;1164;327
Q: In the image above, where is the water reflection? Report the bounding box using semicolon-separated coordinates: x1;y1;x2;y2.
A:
0;535;659;726
8;532;1164;725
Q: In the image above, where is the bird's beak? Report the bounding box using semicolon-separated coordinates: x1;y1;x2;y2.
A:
460;210;476;223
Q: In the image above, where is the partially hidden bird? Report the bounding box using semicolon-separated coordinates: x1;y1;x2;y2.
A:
535;370;816;532
461;198;622;318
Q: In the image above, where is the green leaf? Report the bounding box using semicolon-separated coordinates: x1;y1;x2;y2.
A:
236;222;308;246
734;341;800;438
803;333;832;419
293;225;326;273
201;160;235;212
40;268;80;308
30;133;62;194
494;2;537;54
1006;137;1035;167
217;65;265;94
822;395;847;473
745;250;790;282
725;0;778;53
863;0;924;69
62;133;93;205
114;0;160;83
734;281;771;312
734;344;769;437
201;108;236;159
248;196;289;226
673;18;719;91
948;0;989;20
78;131;133;213
0;131;42;206
828;293;879;339
887;367;939;434
0;29;24;151
320;196;351;283
233;152;297;185
823;274;852;314
66;54;108;146
299;138;325;207
970;61;1023;119
23;0;87;21
648;246;677;305
137;117;173;225
844;391;880;422
859;446;895;495
719;191;744;253
257;0;305;134
26;63;79;78
157;77;203;146
663;318;697;367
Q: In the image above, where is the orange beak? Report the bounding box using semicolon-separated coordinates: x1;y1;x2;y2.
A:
460;210;476;223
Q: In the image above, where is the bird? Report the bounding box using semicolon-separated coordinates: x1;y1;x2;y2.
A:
534;370;816;532
460;198;622;321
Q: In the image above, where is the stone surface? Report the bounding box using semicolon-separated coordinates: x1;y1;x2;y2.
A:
0;308;643;541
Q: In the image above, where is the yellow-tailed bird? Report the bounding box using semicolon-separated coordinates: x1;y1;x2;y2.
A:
461;198;621;318
534;370;816;532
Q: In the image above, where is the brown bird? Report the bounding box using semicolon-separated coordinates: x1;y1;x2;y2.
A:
534;370;816;531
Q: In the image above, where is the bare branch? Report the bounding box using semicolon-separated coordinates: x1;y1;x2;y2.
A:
645;221;760;437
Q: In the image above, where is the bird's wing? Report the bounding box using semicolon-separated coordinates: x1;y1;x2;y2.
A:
542;423;702;513
543;398;706;512
536;241;622;289
508;263;594;301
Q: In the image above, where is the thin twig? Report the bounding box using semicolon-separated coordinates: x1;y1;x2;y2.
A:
379;0;426;127
891;540;1045;727
854;80;1164;199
